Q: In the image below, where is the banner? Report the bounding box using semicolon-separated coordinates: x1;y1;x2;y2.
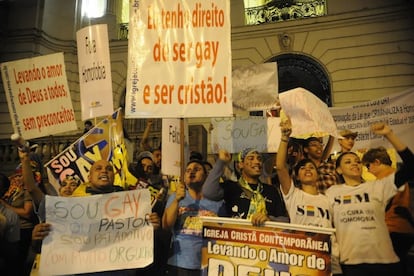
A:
201;217;333;276
125;0;233;118
1;53;77;139
210;116;281;153
329;87;414;152
45;109;137;193
39;190;153;275
77;24;114;120
232;62;278;111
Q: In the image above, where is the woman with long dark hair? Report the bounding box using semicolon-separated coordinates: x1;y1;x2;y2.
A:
326;122;414;276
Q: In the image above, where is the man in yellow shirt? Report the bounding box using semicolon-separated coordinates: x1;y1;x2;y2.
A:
72;160;124;196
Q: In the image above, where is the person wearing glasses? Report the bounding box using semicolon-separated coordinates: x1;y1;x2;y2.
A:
162;159;226;276
326;122;414;276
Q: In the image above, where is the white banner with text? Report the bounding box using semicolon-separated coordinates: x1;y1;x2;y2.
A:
39;190;153;275
1;52;77;139
126;0;233;118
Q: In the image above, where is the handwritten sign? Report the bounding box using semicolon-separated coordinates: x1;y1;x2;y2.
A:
210;117;281;153
201;217;333;276
125;0;233;118
279;87;340;138
40;190;153;275
161;118;187;176
1;53;77;139
76;24;114;120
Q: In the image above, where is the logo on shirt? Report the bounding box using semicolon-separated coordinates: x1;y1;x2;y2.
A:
334;193;369;205
296;205;330;220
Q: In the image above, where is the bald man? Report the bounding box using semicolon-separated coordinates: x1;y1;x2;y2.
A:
72;160;123;196
33;159;161;275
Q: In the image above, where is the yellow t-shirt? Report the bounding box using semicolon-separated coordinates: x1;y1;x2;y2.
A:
71;182;90;197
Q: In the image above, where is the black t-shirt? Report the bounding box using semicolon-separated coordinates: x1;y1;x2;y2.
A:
221;180;288;220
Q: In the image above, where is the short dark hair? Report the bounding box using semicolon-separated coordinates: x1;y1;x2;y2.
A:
335;151;360;169
186;159;207;174
293;158;318;177
362;146;392;166
190;151;203;161
303;137;322;148
204;161;213;170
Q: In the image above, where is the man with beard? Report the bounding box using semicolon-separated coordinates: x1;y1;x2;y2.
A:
139;119;162;175
129;151;170;275
162;160;226;276
203;148;289;226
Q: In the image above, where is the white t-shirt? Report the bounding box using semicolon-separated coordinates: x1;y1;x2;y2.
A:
283;182;333;228
284;183;342;274
325;174;399;265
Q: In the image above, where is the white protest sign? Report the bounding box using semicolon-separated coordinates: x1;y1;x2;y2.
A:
1;53;77;139
39;190;153;275
279;87;340;138
210;117;281;153
232;62;278;111
161;118;188;176
126;0;233;118
77;24;114;120
329;87;414;152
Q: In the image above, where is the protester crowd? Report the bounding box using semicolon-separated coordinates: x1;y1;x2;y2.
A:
1;115;414;276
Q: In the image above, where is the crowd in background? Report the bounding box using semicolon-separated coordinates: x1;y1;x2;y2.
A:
0;116;413;276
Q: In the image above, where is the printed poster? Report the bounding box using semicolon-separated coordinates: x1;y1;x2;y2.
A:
77;24;114;120
126;0;233;118
201;217;333;276
45;109;137;193
39;190;153;275
1;52;77;139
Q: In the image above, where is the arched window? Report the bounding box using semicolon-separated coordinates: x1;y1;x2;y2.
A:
269;53;331;106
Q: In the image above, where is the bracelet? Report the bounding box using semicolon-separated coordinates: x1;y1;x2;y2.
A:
281;138;289;143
